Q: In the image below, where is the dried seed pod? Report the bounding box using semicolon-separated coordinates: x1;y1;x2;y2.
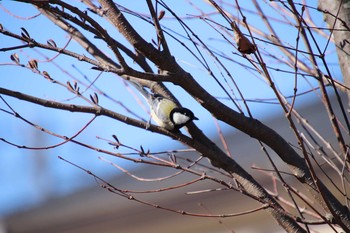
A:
28;59;38;70
90;92;99;104
21;27;31;40
231;21;256;54
158;10;165;20
67;81;74;92
47;39;57;48
42;71;53;82
10;53;20;64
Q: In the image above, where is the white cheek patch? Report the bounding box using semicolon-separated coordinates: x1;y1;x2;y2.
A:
172;112;191;124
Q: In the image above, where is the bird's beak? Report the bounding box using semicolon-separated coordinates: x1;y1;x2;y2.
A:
193;116;199;120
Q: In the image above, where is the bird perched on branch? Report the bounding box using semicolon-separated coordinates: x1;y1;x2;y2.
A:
130;81;198;131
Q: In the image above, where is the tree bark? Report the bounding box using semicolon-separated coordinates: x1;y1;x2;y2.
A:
319;0;350;109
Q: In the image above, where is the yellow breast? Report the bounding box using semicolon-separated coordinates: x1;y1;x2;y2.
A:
151;98;177;130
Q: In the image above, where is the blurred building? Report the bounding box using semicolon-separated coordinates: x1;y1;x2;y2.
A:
1;94;347;233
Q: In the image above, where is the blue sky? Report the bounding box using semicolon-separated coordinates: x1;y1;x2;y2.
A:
0;1;341;216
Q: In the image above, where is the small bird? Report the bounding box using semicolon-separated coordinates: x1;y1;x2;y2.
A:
131;81;198;131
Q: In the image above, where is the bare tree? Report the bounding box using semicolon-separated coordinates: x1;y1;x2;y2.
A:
0;1;349;232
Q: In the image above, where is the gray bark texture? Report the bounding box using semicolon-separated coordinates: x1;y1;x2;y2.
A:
319;0;350;108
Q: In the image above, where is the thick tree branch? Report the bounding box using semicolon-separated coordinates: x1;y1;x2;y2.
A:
0;86;306;232
80;1;348;230
97;0;178;72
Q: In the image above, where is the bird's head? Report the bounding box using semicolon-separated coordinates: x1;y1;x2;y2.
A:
170;107;198;130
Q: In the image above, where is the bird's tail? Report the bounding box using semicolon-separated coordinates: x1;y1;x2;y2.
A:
128;80;152;101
